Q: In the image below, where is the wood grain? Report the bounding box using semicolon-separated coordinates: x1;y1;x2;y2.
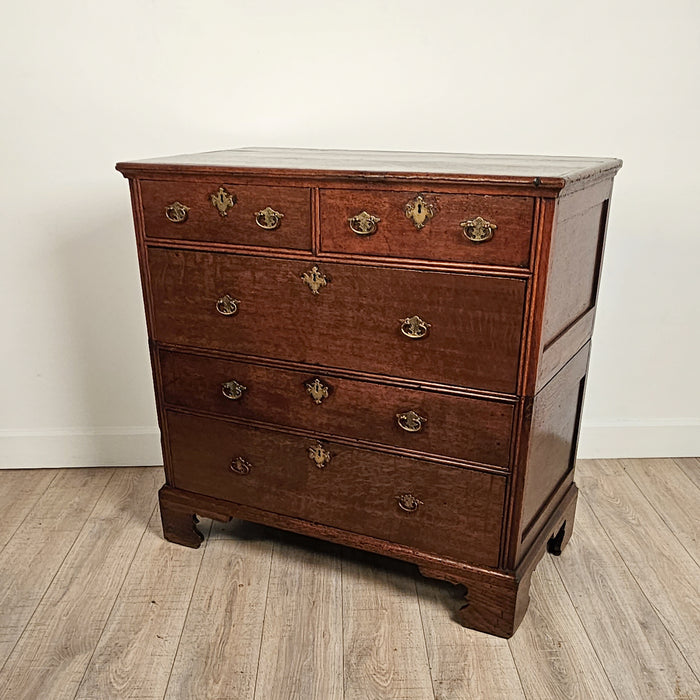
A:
117;148;622;195
165;519;273;700
159;348;514;469
0;468;112;667
253;532;343;700
673;457;700;490
319;187;534;268
552;494;700;699
416;576;525;699
0;460;697;698
147;247;526;394
119;147;623;638
576;459;700;675
509;556;616;699
0;469;56;551
74;508;211;700
622;457;699;564
0;468;160;700
166;411;506;568
343;550;433;700
141;179;312;250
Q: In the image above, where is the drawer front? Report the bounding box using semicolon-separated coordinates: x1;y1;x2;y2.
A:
167;411;505;567
160;350;514;468
140;179;312;250
148;249;526;393
320;188;534;267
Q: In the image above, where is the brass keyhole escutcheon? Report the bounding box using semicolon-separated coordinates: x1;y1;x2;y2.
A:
230;457;252;475
215;294;241;316
255;206;284;230
460;216;497;243
210;186;236;217
396;493;423;512
405;195;435;230
301;266;329;295
165;201;190;223
308;441;331;469
396;410;427;433
399;315;431;339
221;379;247;400
305;378;330;405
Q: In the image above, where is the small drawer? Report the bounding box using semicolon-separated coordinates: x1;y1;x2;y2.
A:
148;249;526;394
167;411;505;567
319;188;534;267
159;350;514;468
140;179;312;250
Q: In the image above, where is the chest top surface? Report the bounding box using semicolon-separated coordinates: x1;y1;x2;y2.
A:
117;147;622;192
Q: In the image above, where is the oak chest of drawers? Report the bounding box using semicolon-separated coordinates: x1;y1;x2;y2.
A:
117;148;621;637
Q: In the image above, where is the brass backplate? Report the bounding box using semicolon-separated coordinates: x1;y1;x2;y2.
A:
461;216;497;242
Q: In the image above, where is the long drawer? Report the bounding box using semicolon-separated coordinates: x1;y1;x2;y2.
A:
140;179;312;250
167;411;506;567
159;349;514;468
319;188;534;267
148;249;526;393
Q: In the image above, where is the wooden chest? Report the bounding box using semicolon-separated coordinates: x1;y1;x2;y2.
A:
117;148;621;637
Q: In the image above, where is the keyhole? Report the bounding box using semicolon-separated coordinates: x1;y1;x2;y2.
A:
417;203;422;214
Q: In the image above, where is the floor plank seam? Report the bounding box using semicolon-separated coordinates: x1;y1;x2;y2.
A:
415;578;438;700
0;469;59;557
340;552;347;700
505;633;530;699
162;518;214;700
73;500;160;699
251;537;275;700
0;469;117;679
546;540;621;700
671;458;700;491
623;459;700;568
578;488;700;685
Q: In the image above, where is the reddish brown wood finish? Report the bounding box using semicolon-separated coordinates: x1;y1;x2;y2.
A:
140;179;312;250
118;148;621;637
147;248;526;393
319;188;534;268
520;344;590;538
159;349;514;468
166;410;506;567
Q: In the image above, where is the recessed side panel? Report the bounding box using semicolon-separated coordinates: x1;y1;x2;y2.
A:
540;179;614;352
516;343;590;563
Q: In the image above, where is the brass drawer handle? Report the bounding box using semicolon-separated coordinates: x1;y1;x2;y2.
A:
230;456;252;475
400;315;430;339
301;266;329;295
215;294;241;316
404;195;434;230
396;493;423;512
221;379;246;400
348;210;380;236
210;186;236;217
255;206;284;230
460;216;497;243
396;410;427;432
308;441;331;469
164;201;190;223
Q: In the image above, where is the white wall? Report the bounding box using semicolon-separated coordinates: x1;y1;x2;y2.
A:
1;0;698;467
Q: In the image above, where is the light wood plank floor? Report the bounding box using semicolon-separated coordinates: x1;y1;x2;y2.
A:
0;459;698;700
